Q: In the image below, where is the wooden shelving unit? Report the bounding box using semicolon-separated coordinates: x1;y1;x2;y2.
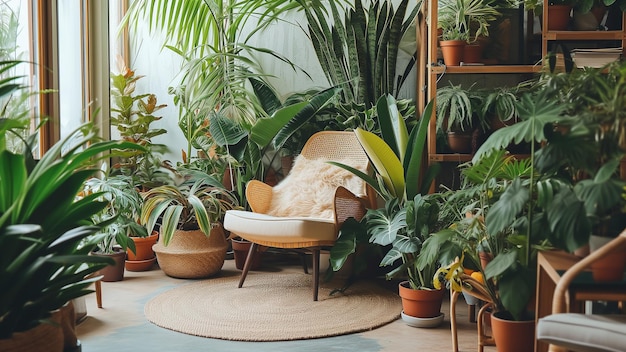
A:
416;0;626;183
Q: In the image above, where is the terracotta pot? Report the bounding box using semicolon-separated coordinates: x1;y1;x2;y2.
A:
398;281;444;318
127;231;158;261
491;311;535;352
93;247;126;282
232;238;264;270
125;257;157;272
153;225;228;279
447;131;473;153
479;251;493;270
547;5;572;30
463;43;482;63
589;235;626;282
439;40;465;66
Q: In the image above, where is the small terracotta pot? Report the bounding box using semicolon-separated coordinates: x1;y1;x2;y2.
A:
439;40;465;66
231;238;263;271
463;44;482;64
547;5;572;31
447;131;473;154
491;311;535;352
127;231;158;261
398;281;444;318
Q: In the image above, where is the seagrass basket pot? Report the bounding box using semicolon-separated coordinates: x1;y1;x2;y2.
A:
153;225;228;279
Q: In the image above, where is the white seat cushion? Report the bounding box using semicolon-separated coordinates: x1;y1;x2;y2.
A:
223;210;336;245
537;313;626;352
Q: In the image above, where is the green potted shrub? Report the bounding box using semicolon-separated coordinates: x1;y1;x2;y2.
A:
330;95;445;326
438;0;500;65
141;169;241;279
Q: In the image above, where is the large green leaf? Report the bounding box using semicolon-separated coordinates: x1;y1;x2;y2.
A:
272;87;341;150
486;178;529;236
249;101;307;148
355;128;405;198
473;92;570;163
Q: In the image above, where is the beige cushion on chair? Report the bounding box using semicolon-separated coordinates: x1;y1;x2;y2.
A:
223;210;336;247
537;313;626;352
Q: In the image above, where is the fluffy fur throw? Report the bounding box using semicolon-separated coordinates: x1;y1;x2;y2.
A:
266;155;366;219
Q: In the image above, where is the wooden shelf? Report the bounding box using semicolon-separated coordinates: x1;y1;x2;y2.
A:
429;154;473;162
430;64;541;74
543;30;626;41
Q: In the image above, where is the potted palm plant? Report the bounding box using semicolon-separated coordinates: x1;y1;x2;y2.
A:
141;169;240;279
330;95;445;327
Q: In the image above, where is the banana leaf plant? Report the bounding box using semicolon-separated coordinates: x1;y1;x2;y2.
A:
328;95;442;289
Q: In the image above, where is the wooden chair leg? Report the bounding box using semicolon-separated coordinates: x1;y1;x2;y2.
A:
450;289;460;352
238;242;258;288
477;302;495;352
95;279;102;308
312;248;320;301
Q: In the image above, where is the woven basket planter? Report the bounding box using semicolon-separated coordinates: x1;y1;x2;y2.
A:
153;225;228;279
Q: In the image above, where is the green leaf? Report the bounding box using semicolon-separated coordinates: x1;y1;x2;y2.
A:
484;250;517;279
486;178;528;236
355;128;404;199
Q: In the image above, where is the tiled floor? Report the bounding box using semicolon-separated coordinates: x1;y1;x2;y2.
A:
76;252;498;352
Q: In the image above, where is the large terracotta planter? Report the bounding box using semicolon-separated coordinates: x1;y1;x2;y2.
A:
153;226;228;279
491;311;535;352
398;281;444;318
93;247;126;282
439;40;465;66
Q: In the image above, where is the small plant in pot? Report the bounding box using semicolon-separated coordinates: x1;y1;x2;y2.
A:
141;169;241;279
330;96;445;327
436;82;485;154
84;169;158;273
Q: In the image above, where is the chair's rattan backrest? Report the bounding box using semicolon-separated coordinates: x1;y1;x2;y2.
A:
299;131;375;207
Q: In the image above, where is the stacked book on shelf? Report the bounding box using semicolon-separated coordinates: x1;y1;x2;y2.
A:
571;47;622;68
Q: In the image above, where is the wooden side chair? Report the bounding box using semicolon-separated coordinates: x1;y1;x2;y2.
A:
223;131;376;301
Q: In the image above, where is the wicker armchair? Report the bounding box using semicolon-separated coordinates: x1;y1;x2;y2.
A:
223;131;376;301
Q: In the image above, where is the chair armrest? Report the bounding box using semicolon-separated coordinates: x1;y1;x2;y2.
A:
333;186;368;228
552;230;626;314
245;180;273;214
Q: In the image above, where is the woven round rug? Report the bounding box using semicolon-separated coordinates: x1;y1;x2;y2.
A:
144;272;401;341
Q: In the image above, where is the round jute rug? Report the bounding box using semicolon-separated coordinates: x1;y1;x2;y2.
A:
144;272;402;341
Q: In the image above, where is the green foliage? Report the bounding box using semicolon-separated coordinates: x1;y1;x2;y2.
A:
300;0;419;107
330;96;442;289
110;61;170;188
140;170;240;246
439;0;500;43
0;122;145;336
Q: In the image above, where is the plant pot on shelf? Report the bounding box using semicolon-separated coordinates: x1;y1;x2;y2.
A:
463;43;483;64
126;231;158;272
440;40;465;66
490;311;536;352
547;5;572;30
92;247;126;282
398;281;445;328
447;131;473;154
153;225;228;279
231;237;264;270
589;235;626;282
